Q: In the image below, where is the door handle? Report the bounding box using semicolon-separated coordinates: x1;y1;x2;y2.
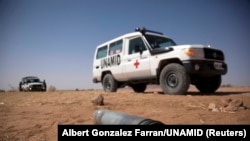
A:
96;66;99;69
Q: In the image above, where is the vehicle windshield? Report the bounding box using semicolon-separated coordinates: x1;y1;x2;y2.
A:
27;78;41;83
144;34;177;49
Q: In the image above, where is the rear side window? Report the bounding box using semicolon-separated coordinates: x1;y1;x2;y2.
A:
109;40;123;55
96;46;108;59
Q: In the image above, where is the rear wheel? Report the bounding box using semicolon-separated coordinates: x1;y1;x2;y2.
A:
102;74;118;92
43;80;47;92
195;75;221;93
160;63;190;94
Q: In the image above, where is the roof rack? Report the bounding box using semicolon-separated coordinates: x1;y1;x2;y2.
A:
135;27;163;35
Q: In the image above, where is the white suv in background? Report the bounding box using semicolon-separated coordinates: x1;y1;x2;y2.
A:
92;27;227;94
19;76;46;92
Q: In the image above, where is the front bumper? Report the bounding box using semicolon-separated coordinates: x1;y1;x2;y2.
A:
93;78;98;83
182;60;227;77
28;85;46;91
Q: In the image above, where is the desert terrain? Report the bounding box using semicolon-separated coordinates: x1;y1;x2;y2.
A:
0;86;250;140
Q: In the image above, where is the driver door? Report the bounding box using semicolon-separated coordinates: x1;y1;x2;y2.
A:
123;37;151;80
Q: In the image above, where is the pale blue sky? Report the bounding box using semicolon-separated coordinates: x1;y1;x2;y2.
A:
0;0;249;90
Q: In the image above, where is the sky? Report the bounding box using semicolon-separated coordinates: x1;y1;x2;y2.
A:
0;0;249;90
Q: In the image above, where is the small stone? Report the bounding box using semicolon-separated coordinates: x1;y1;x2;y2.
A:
224;104;238;112
221;98;232;107
212;107;220;112
230;99;243;107
91;94;104;106
208;103;216;110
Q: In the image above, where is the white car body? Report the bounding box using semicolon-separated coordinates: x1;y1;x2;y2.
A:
19;76;46;92
92;27;227;94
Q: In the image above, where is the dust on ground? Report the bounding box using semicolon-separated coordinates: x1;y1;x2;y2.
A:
0;86;250;140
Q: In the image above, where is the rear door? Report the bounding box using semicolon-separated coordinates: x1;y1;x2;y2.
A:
93;45;108;82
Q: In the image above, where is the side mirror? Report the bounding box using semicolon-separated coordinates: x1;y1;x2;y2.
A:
139;49;143;55
138;47;144;55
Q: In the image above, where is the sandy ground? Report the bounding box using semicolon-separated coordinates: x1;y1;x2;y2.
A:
0;86;250;140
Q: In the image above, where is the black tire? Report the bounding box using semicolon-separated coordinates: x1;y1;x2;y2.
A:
19;82;23;92
102;74;118;92
160;63;190;94
43;81;47;92
195;75;221;93
130;83;147;93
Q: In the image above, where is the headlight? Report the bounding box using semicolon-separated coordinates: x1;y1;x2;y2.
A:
183;48;204;58
184;49;195;56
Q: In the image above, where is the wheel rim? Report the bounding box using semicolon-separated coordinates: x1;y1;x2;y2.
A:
105;79;111;89
166;73;178;88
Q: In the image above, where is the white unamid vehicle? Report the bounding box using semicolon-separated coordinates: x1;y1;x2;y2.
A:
92;27;227;94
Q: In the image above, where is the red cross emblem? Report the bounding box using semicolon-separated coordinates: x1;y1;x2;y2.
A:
134;60;140;68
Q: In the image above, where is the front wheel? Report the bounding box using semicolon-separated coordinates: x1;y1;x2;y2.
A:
19;82;23;92
160;63;190;95
195;75;221;93
102;74;118;92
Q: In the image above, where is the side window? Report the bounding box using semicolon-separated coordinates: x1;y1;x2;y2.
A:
128;37;147;54
109;40;123;55
96;46;108;59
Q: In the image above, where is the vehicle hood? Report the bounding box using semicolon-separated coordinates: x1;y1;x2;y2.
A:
27;82;44;86
150;44;213;55
172;44;211;49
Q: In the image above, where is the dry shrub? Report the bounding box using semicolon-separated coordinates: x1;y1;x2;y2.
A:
48;85;56;92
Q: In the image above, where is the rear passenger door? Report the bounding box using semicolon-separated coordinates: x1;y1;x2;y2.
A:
93;39;126;81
